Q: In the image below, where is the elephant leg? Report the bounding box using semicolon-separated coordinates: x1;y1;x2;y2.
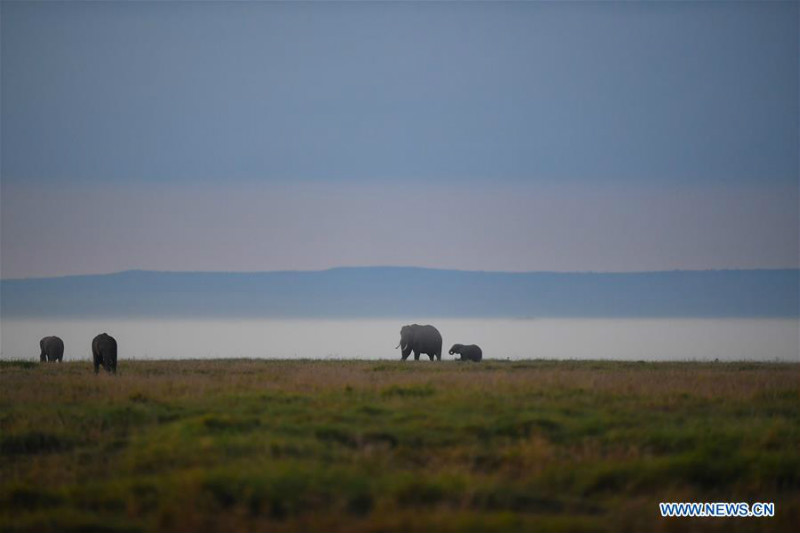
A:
427;353;434;361
414;350;420;361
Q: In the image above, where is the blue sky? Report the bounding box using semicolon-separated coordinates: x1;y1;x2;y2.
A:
1;1;797;278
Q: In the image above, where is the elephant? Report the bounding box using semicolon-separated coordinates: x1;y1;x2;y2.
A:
449;344;482;362
39;336;64;362
92;333;117;374
396;324;442;361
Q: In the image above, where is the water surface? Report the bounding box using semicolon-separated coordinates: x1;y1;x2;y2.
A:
2;318;797;361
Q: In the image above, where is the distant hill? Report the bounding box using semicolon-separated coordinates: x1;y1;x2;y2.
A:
1;267;797;319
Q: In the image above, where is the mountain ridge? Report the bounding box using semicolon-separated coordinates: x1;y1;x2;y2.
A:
1;267;797;319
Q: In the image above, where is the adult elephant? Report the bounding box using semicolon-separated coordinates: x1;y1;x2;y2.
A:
39;336;64;362
92;333;117;374
449;344;483;362
396;324;442;361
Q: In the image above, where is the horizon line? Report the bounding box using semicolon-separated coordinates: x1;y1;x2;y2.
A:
2;265;799;282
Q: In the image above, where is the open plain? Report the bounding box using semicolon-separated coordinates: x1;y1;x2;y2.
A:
1;359;798;532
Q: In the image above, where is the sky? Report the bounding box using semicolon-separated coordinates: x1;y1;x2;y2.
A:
1;1;798;278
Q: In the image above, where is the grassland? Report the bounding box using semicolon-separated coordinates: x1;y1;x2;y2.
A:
1;359;798;532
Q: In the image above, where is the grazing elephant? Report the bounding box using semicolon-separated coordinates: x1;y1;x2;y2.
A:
449;344;482;362
92;333;117;374
39;336;64;362
396;324;442;361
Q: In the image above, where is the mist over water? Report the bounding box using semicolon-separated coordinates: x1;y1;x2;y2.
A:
1;318;797;362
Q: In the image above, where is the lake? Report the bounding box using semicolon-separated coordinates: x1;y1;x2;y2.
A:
1;318;797;361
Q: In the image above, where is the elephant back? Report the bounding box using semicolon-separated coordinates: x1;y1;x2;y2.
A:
418;325;442;349
93;333;117;354
469;345;483;361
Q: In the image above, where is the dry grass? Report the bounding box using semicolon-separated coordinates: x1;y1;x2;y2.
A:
1;359;798;532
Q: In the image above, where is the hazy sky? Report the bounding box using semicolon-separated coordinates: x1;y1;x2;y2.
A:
1;1;798;278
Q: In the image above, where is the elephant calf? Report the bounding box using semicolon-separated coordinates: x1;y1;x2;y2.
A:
449;343;482;362
40;336;64;362
92;333;117;374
